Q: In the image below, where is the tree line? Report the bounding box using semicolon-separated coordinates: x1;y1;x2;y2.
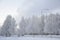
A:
0;13;60;37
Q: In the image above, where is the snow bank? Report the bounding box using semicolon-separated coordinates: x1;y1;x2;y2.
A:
0;36;60;40
24;35;60;38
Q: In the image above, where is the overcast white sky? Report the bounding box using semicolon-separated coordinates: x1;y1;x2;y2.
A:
0;0;60;26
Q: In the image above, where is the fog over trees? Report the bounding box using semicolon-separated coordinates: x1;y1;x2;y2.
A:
0;13;60;37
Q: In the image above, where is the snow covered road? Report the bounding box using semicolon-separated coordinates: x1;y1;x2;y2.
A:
0;37;60;40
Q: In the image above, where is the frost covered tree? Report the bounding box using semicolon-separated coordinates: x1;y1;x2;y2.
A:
39;15;45;34
9;18;16;35
25;16;40;35
44;13;60;35
1;15;16;37
19;17;27;35
25;15;45;35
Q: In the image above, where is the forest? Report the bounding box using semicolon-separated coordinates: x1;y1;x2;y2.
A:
0;13;60;37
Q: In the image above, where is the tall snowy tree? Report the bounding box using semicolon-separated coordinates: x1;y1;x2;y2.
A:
44;13;60;35
9;18;16;35
19;17;26;35
1;15;16;37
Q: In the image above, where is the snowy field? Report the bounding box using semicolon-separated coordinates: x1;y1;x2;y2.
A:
0;35;60;40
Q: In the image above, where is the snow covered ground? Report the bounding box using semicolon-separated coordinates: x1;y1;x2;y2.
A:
0;35;60;40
